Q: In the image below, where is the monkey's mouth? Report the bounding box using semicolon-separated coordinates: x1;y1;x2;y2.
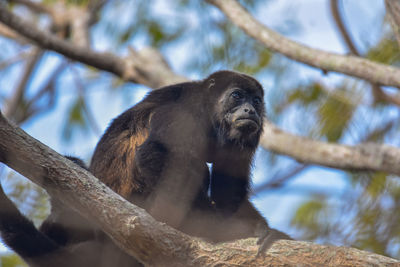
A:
234;118;259;132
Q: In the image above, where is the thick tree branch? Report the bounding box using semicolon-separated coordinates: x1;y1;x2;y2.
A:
0;22;29;44
261;121;400;175
0;112;398;266
206;0;400;88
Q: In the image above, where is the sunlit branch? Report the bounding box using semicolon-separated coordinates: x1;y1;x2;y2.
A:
207;0;400;89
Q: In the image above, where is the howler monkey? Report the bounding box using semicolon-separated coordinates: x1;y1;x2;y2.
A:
0;71;290;266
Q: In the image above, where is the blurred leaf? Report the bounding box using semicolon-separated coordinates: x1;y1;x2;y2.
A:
66;0;89;6
288;83;324;105
366;38;400;65
42;0;58;5
4;172;50;227
235;48;272;75
148;21;165;47
318;91;354;142
366;172;387;198
0;253;27;267
291;198;327;239
355;236;385;255
62;96;89;141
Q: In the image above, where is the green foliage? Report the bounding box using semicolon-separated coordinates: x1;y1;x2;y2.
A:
366;39;400;65
291;197;328;239
318;91;354;142
42;0;58;5
4;172;50;226
0;253;27;267
288;83;324;105
62;96;89;141
292;171;400;258
286;83;355;142
234;48;272;75
366;172;387;198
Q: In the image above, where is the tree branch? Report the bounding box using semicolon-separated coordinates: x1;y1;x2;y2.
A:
330;0;400;106
260;121;400;175
330;0;358;55
0;112;397;266
7;0;53;15
206;0;400;88
0;4;186;88
0;4;131;81
386;0;400;47
3;48;43;123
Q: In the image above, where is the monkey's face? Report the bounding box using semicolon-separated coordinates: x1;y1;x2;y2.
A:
213;85;265;149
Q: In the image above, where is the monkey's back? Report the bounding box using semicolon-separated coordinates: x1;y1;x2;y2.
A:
89;82;196;201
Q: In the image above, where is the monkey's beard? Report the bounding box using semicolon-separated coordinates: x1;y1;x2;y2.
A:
213;117;262;149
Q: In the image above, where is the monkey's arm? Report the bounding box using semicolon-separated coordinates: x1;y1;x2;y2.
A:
206;157;291;251
136;108;210;229
0;184;60;260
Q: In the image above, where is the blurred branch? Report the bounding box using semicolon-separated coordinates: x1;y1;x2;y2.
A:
362;119;395;142
7;0;52;15
0;3;130;81
261;120;400;176
24;61;68;120
0;49;31;70
206;0;400;88
87;0;107;26
3;48;43;123
252;164;308;195
330;0;400;106
385;0;400;47
0;4;186;88
0;22;28;44
69;64;102;135
0;112;398;266
330;0;358;55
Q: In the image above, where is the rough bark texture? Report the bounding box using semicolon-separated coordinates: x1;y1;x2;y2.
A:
207;0;400;88
0;114;399;266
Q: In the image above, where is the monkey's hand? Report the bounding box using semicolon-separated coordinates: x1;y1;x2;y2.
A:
256;228;292;256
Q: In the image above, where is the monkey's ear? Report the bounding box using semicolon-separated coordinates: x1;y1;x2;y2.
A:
208;78;215;89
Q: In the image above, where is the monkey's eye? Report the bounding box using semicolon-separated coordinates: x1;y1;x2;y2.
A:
253;97;262;106
231;91;244;100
